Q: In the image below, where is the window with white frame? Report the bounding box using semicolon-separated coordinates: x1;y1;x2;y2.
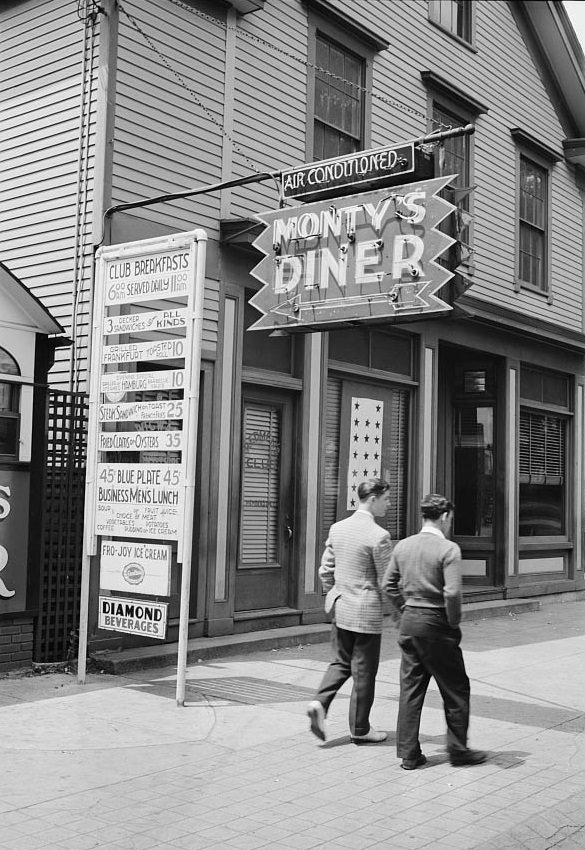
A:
519;366;570;538
429;0;472;43
433;101;472;251
0;347;20;458
518;155;548;292
313;34;365;160
512;128;560;298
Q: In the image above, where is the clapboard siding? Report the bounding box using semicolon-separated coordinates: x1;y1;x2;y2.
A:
1;0;583;392
113;0;226;235
316;0;583;333
228;0;307;218
113;0;227;354
0;0;97;390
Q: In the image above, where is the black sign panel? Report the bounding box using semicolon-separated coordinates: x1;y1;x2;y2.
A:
282;143;416;201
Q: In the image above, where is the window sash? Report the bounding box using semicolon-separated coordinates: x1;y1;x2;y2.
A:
433;102;471;255
429;0;471;41
313;35;364;160
518;155;547;289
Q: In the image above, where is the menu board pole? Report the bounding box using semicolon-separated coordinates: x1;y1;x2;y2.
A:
78;253;108;684
176;232;207;706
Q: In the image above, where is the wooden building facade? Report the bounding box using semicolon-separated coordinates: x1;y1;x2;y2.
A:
2;0;585;653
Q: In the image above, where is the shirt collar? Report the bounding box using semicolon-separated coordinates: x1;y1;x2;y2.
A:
420;525;445;538
355;508;374;518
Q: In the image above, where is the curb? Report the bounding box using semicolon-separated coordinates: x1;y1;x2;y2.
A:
89;595;577;675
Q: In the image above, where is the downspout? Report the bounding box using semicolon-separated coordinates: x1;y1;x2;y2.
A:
70;3;100;394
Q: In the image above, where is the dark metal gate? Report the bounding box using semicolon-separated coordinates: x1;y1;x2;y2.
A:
34;389;88;663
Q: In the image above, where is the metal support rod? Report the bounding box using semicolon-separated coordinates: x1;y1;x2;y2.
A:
98;123;475;230
413;123;476;145
103;171;279;218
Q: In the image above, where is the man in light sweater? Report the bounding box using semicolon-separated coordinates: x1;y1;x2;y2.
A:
307;478;392;744
382;493;486;770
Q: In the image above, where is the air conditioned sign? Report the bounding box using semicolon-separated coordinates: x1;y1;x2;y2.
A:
282;142;415;200
249;176;457;331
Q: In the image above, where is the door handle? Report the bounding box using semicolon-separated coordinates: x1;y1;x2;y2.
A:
286;524;293;540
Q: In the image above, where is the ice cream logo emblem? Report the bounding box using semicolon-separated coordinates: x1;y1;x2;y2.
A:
123;562;145;585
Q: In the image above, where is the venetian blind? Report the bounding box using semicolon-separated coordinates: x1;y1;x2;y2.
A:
519;410;565;484
387;388;409;541
239;404;281;565
321;376;342;545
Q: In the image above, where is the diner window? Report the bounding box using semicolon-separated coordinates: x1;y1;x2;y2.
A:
0;347;21;458
328;327;413;378
313;34;365;160
518;155;547;292
429;0;472;43
519;367;570;538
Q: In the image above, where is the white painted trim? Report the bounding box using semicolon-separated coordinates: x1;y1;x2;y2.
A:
518;557;564;574
576;384;583;572
304;333;322;593
215;297;236;601
461;559;487;576
508;368;517;577
423;346;434;496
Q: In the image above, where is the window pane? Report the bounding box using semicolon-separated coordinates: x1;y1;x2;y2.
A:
433;104;469;189
0;383;17;412
243;295;292;373
430;0;471;41
453;406;494;537
0;348;19;376
0;418;18;456
543;372;568;407
371;331;412;376
519;410;565;536
328;328;369;365
519;483;563;535
433;103;470;256
519;221;544;288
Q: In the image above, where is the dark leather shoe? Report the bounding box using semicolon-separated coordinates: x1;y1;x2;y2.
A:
307;700;326;741
449;748;487;766
401;754;427;770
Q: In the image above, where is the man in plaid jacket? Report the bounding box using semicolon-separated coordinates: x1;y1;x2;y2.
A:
307;478;392;744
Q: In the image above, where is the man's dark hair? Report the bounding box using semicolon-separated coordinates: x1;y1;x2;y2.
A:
420;493;454;520
358;478;390;500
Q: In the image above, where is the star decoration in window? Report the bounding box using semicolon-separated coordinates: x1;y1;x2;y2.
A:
346;397;384;510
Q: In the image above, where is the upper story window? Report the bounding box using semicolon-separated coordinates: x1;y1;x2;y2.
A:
511;128;560;299
0;347;21;459
433;101;471;249
519;156;547;291
429;0;472;43
421;72;487;285
313;35;365;160
306;1;385;162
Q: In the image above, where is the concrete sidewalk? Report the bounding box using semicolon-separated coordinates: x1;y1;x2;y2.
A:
2;599;585;849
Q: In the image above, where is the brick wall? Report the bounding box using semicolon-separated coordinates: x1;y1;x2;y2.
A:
0;617;34;672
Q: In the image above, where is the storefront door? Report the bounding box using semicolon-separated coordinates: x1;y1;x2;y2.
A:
235;386;294;611
321;376;410;543
439;348;501;590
